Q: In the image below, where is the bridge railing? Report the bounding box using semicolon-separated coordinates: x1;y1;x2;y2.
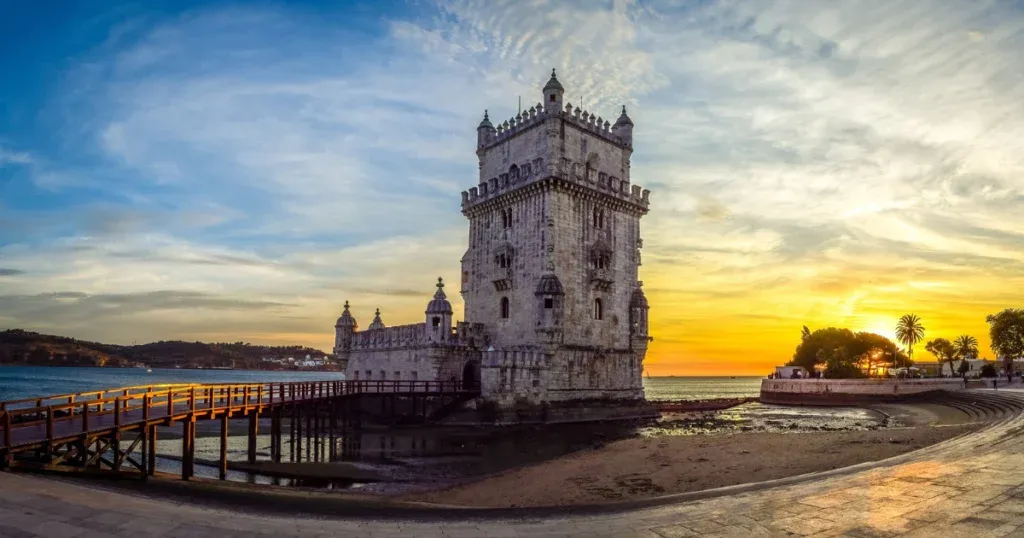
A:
0;380;471;450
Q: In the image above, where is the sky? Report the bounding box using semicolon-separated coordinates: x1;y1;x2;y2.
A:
1;0;1023;376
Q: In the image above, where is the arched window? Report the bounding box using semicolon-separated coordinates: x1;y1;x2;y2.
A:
500;297;510;319
501;208;512;229
594;298;603;320
432;316;440;327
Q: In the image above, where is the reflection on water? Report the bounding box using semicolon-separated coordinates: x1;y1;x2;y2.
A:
151;402;892;493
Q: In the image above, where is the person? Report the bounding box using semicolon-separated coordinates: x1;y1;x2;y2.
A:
962;372;968;389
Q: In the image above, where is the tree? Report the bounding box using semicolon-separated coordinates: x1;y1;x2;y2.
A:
925;338;957;376
801;326;811;342
953;334;979;373
790;327;856;371
958;358;971;376
850;332;902;376
895;314;925;368
980;363;997;378
986;309;1024;375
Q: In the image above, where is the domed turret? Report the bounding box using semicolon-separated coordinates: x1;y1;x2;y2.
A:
335;300;358;330
630;282;650;340
477;110;495;148
613;105;634;146
425;277;453;343
367;308;385;331
426;277;453;315
543;68;564;114
334;300;358;359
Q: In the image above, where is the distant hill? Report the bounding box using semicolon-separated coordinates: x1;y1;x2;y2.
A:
0;329;331;369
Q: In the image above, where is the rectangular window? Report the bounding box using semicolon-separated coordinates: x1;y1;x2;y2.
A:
353;371;360;380
412;371;418;381
380;370;386;380
365;370;372;380
544;298;553;309
394;371;401;380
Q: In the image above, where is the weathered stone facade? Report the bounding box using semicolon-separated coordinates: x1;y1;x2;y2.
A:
334;69;652;418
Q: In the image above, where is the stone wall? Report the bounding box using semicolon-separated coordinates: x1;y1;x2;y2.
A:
760;378;965;405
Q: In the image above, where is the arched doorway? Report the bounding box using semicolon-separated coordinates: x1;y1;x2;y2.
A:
462;360;480;391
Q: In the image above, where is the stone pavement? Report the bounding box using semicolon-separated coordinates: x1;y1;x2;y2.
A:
3;389;1024;537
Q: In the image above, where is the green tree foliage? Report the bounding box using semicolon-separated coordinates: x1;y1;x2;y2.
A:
925;338;957;376
895;314;925;367
790;327;856;371
953;334;979;374
789;327;903;377
986;309;1024;373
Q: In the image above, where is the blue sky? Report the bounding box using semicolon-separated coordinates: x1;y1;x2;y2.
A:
2;0;1024;373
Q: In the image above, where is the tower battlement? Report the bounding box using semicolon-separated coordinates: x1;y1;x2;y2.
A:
462;70;648;215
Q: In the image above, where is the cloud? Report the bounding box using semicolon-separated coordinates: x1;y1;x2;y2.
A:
0;269;25;276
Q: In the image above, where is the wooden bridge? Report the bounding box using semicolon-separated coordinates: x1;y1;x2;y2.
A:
0;380;477;480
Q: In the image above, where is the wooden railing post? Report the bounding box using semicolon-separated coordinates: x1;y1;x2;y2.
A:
189;387;196;413
257;385;263;411
143;394;150;421
114;398;122;427
82;401;90;432
45;407;54;441
2;410;10;450
167;389;174;416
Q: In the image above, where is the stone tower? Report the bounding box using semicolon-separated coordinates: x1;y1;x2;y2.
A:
460;69;651;354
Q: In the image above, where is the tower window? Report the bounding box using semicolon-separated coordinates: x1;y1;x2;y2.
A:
544;298;553;309
549;93;556;102
593;208;605;229
594;298;603;320
432;316;440;327
501;208;512;229
500;297;510;319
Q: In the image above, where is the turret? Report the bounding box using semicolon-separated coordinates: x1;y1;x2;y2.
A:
367;308;385;331
333;300;358;359
477;110;495;148
543;68;564;114
612;105;634;147
425;277;453;343
629;282;650;346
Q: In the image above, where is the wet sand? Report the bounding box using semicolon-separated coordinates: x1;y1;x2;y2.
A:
402;424;980;507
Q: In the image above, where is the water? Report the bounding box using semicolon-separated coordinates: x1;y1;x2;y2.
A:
0;365;346;402
0;367;760;403
642;376;762;401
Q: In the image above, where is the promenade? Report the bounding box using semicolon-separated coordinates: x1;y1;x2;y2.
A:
2;389;1024;537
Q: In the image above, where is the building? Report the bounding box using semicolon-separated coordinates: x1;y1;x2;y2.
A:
333;69;653;420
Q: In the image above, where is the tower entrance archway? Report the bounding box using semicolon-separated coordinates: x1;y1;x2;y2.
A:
462;360;480;391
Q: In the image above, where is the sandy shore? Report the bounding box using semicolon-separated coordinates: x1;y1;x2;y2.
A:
402;424;979;507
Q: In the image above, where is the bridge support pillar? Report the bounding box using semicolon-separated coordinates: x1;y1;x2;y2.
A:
220;413;229;480
181;418;195;480
247;411;258;464
147;425;156;476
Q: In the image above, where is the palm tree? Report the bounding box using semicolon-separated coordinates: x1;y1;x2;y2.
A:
895;314;925;369
953;334;979;373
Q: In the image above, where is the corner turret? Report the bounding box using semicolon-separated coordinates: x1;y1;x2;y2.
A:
629;282;651;347
333;300;358;364
425;277;453;343
613;105;634;147
477;110;495;149
543;68;564;114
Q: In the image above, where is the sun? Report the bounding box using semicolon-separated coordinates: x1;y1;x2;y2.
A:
861;322;897;343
